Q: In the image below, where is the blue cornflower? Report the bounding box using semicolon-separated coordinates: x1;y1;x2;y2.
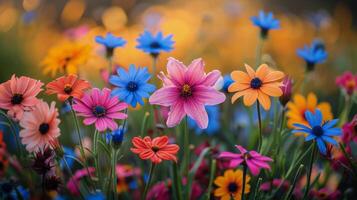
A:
188;106;220;135
110;65;156;107
222;74;234;92
60;147;76;169
95;33;126;57
136;31;174;57
251;10;280;38
106;127;125;149
292;109;341;155
297;40;327;71
85;192;105;200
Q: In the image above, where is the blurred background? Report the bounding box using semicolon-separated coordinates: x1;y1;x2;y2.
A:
0;0;356;95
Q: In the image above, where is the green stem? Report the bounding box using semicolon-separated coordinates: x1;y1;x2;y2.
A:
63;157;86;200
206;159;217;200
142;163;156;200
284;164;304;200
253;178;262;200
112;148;118;200
256;102;263;152
241;165;248;200
303;142;317;199
172;162;183;200
255;35;264;67
93;130;102;188
184;116;190;177
140;112;150;137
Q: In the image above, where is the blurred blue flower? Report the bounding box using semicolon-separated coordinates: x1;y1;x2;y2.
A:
106;127;125;149
136;31;174;57
251;10;280;37
297;40;327;71
188;106;220;135
22;11;37;24
128;180;138;190
95;33;126;49
60;102;71;115
85;192;105;200
222;74;234;92
60;147;76;169
11;186;30;200
110;65;156;107
292;109;341;155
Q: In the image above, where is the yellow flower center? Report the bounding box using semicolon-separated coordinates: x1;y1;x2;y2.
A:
181;84;192;98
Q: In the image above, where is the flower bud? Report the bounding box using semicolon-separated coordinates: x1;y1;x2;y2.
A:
279;76;293;106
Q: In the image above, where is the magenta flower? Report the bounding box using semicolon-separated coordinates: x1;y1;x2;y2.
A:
279;76;293;106
342;115;357;144
219;145;273;176
149;57;226;128
335;71;357;96
73;88;128;132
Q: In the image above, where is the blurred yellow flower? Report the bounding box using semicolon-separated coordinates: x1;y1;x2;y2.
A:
42;42;91;77
286;92;333;130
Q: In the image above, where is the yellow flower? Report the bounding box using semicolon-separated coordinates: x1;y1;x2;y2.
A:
286;92;333;130
214;169;250;200
42;42;91;77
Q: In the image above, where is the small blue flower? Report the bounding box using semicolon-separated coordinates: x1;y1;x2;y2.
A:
95;33;126;49
292;109;341;155
188;106;220;135
136;31;174;56
110;65;156;107
60;102;71;115
222;74;234;92
60;147;76;169
297;40;327;71
85;192;106;200
251;10;280;37
11;186;30;200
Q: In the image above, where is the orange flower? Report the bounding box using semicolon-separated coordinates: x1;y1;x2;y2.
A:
46;74;91;102
229;64;285;110
130;136;179;164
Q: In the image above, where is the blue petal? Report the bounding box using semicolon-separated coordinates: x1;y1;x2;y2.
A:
323;127;342;136
292;129;312;134
305;134;316;141
305;110;317;126
293;123;311;130
322;119;339;129
321;136;338;146
316;138;327;155
314;109;323;125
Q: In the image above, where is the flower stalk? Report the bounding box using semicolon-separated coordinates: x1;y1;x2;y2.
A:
303;142;317;199
142;163;156;200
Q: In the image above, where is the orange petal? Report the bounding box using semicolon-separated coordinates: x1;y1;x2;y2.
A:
244;64;256;78
231;71;251;84
243;89;258;106
256;64;270;80
263;71;285;83
293;94;306;110
228;82;250;92
258;91;271;110
317;102;333;120
260;83;283;97
306;93;317;111
231;90;248;103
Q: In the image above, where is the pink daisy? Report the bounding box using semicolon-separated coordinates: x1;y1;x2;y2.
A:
72;88;128;132
19;101;61;152
219;145;273;176
0;75;43;120
149;57;226;128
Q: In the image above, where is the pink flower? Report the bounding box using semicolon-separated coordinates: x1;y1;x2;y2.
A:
0;75;43;120
72;88;128;132
279;76;293;106
310;187;341;200
260;179;290;192
67;167;95;196
149;57;226;128
335;71;357;96
342;115;357;144
19;101;61;152
219;145;273;176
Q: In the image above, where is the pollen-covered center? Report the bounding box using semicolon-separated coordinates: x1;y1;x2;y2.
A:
250;77;262;89
11;93;23;105
312;126;324;137
227;182;239;193
63;84;73;94
126;81;138;92
93;106;106;117
149;41;161;49
39;123;50;135
181;84;192;98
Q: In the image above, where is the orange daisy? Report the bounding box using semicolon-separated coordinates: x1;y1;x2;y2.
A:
229;64;285;110
46;74;91;102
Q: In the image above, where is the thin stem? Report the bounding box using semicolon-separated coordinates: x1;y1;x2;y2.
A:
255;36;264;67
253;178;262;200
112;148;118;200
142;163;156;200
93;130;101;187
184;116;190;178
140;112;150;137
256;102;263;152
284;164;304;200
172;162;183;200
303;142;317;199
241;165;248;200
63;158;86;200
206;159;217;200
152;56;158;79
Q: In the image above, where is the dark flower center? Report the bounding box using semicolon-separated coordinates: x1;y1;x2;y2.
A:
11;94;23;105
93;106;106;117
151;146;160;152
228;182;238;193
39;123;50;135
150;41;161;49
63;85;73;94
181;84;192;98
353;125;357;133
126;81;138;92
312;126;324;137
250;78;262;89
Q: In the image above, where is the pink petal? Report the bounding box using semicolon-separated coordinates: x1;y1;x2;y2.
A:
106;112;127;119
149;86;179;106
250;159;271;170
166;101;185;128
185;58;205;85
184;99;208;129
194;86;226;105
200;70;221;86
95;118;107;132
83;117;97;125
219;152;241;159
229;158;244;168
235;145;248;154
246;160;261;176
167;57;186;85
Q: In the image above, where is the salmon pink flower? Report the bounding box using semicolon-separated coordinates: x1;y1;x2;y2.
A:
219;145;273;176
130;136;179;163
0;75;43;120
46;74;91;102
72;88;128;132
149;57;226;128
19;101;61;152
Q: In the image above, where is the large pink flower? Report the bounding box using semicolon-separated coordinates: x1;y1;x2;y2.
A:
72;88;128;132
0;75;43;120
19;101;61;152
219;145;273;176
149;57;226;128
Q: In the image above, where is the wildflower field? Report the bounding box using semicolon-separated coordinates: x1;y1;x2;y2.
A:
1;0;357;199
